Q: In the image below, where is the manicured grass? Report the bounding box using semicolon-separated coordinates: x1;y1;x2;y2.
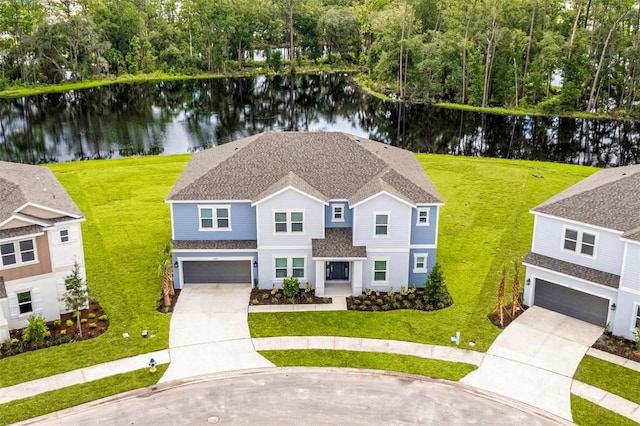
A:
0;364;168;425
574;355;640;405
571;395;638;426
0;155;191;387
250;155;597;351
259;349;476;381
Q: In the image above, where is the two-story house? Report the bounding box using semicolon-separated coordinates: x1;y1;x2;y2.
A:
0;161;86;341
166;132;443;296
523;164;640;340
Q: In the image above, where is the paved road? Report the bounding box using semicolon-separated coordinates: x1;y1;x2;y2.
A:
23;369;569;425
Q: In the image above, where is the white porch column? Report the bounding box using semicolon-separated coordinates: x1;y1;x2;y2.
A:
0;302;8;341
352;260;363;296
315;260;326;297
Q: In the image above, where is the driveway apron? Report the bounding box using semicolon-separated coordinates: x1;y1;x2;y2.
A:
461;306;603;421
160;284;273;383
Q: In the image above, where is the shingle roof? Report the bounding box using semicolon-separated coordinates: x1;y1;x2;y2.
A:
312;228;367;258
171;240;257;250
167;132;443;205
0;161;83;224
0;225;44;240
532;164;640;240
523;252;620;289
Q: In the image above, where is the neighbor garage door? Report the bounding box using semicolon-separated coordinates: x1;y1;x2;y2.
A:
182;261;251;284
534;279;609;327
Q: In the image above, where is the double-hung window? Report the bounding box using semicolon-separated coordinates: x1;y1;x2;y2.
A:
635;305;640;329
274;211;304;233
413;254;427;273
332;204;344;222
1;238;37;267
375;213;389;236
60;229;70;243
417;208;429;226
274;257;305;279
17;291;33;314
199;206;231;231
563;228;596;256
373;259;388;282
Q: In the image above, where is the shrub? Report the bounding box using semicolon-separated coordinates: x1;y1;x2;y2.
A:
413;299;424;310
364;288;372;296
271;297;279;304
305;296;313;304
371;306;379;311
11;338;19;345
387;287;394;297
262;293;270;300
80;318;88;324
402;300;411;309
351;298;361;305
53;319;62;328
98;315;108;321
408;293;415;300
66;319;74;327
250;299;259;305
88;313;96;319
635;327;640;350
376;298;384;305
400;286;407;296
409;283;417;294
89;322;97;328
282;276;300;298
60;329;67;335
381;304;390;311
424;263;452;307
271;285;279;296
305;282;313;294
22;315;49;348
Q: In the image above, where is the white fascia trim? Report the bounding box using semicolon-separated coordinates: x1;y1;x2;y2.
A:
175;256;254;261
329;198;349;202
523;262;620;293
410;244;436;249
50;217;85;225
0;231;45;243
350;191;414;209
620;236;640;245
17;202;82;219
252;186;328;207
258;245;313;250
166;199;252;204
366;248;409;253
619;286;640;296
0;214;49;228
416;202;445;207
532;212;623;235
172;249;258;253
170;204;176;240
312;257;367;261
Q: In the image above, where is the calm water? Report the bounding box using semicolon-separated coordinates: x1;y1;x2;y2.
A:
1;74;639;166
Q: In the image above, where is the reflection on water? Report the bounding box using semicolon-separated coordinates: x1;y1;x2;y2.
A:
0;74;638;166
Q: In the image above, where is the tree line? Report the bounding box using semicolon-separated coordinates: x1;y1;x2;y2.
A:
0;0;639;115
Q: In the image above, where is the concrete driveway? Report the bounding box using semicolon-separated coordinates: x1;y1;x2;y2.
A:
159;285;273;383
461;306;603;421
26;369;569;425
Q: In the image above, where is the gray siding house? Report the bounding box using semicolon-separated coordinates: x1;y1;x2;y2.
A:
523;164;640;340
166;132;443;296
0;161;86;341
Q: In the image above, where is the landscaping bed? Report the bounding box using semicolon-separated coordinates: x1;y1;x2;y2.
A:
347;286;452;312
487;303;527;329
156;289;182;313
592;332;640;363
0;299;109;359
250;287;331;305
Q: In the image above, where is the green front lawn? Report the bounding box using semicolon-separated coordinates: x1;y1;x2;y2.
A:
0;365;168;426
250;155;596;351
574;355;640;405
571;395;638;426
0;155;191;387
260;349;475;381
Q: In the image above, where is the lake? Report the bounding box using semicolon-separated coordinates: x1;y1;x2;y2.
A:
1;74;638;167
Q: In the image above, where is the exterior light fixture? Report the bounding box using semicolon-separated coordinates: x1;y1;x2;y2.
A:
253;260;258;268
611;303;616;311
174;261;178;268
525;278;531;286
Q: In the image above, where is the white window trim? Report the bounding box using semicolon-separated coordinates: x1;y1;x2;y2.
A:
332;204;345;222
59;228;70;244
198;205;232;231
373;211;390;238
416;208;430;226
8;288;42;319
0;238;39;269
272;209;305;234
413;253;428;273
632;302;640;333
372;257;390;284
272;255;307;281
561;225;598;257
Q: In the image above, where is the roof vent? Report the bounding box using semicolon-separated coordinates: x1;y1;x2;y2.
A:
355;138;360;142
622;172;627;176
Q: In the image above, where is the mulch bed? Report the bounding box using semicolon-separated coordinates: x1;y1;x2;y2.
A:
0;299;109;359
347;288;453;312
592;333;640;363
249;288;331;305
487;303;528;328
156;289;182;313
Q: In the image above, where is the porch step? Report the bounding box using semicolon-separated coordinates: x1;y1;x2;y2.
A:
324;282;352;297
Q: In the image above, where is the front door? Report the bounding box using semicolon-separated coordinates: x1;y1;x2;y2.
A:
326;262;349;281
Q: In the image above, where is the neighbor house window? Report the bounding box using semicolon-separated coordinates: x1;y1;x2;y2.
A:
373;259;388;282
417;209;429;226
1;239;37;267
60;229;69;243
199;206;231;230
413;254;427;273
635;305;640;329
563;228;596;256
332;204;344;222
375;213;389;236
274;256;306;279
274;211;304;233
17;291;32;314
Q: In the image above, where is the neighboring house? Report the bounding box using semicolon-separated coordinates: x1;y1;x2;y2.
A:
0;161;86;341
166;132;443;296
523;164;640;340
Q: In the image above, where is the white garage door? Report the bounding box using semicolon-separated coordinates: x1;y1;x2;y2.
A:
182;261;251;284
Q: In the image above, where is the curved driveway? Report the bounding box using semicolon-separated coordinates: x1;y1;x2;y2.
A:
25;369;569;425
